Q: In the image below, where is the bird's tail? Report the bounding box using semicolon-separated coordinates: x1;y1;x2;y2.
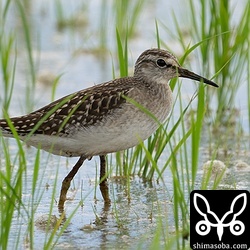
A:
0;116;33;138
0;118;16;138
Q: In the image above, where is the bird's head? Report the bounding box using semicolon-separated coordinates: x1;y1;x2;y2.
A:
134;48;218;88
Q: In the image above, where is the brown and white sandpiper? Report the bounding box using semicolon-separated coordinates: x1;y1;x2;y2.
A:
0;48;218;210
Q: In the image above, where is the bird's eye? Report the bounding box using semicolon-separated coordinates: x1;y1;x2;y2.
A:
156;59;172;68
156;59;166;67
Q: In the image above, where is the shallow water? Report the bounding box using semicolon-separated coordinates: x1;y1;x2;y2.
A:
3;144;249;249
1;0;250;249
6;150;173;249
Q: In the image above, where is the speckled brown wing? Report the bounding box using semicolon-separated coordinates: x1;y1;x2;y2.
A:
0;78;134;137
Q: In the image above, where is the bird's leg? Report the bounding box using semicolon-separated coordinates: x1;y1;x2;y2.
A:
99;155;111;204
100;154;107;183
58;155;86;211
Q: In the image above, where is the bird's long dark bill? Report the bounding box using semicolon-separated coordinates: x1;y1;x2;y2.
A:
178;67;218;88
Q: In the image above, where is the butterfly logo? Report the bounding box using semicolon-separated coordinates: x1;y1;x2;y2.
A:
193;193;247;241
